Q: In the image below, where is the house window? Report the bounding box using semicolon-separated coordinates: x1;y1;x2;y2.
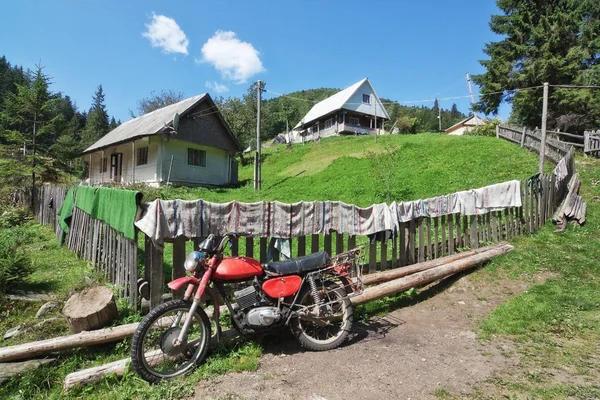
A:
101;157;107;173
349;117;360;126
188;148;206;167
312;124;319;134
324;118;333;129
137;147;148;166
362;94;371;104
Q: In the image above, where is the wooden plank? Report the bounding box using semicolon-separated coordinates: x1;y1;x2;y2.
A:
399;222;407;267
144;235;163;310
417;218;424;263
347;235;356;251
259;237;267;263
426;218;432;260
491;212;498;242
391;234;398;269
231;237;239;257
369;242;377;274
311;234;319;254
245;237;253;258
380;239;388;270
297;235;306;257
440;216;446;257
335;233;344;256
470;215;478;249
504;209;510;240
455;214;461;249
463;216;470;248
448;214;454;255
324;234;332;256
408;219;416;265
129;236;138;308
172;236;186;299
433;217;439;259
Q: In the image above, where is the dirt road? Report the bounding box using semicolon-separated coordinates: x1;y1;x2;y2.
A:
194;272;528;400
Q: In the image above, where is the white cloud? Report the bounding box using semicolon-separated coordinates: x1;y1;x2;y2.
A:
143;13;189;55
199;31;265;84
205;81;229;93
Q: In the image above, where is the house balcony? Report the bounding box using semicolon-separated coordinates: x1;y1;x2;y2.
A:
315;123;376;138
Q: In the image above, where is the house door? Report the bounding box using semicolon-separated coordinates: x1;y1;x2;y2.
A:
110;153;123;182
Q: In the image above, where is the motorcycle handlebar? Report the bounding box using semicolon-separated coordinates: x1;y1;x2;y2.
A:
215;232;253;253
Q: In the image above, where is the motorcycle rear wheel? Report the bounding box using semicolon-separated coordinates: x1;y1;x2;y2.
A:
291;280;353;351
130;299;211;383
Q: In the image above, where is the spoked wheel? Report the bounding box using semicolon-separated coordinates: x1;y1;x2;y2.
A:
130;300;211;383
291;280;353;351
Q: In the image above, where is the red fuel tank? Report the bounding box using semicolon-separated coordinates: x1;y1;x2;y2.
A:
213;257;263;281
262;275;302;299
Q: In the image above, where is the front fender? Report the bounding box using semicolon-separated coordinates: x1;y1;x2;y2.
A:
167;275;201;291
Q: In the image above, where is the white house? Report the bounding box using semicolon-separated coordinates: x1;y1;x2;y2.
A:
82;94;241;187
291;78;390;143
445;114;485;136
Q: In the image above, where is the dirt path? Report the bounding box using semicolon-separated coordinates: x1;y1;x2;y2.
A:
194;272;530;400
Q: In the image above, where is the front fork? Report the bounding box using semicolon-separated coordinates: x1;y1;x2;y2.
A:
173;264;217;346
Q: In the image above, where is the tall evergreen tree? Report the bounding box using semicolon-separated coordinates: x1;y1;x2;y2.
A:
473;0;600;133
82;85;109;147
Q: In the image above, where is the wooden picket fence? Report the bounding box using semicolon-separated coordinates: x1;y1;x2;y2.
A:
140;148;575;309
35;185;68;236
584;130;600;157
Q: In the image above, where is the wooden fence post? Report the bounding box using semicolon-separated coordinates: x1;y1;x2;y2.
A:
172;237;186;299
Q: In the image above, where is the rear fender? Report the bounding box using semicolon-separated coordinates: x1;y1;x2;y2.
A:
167;276;200;291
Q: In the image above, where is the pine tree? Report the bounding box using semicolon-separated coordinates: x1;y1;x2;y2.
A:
473;0;600;132
82;85;109;147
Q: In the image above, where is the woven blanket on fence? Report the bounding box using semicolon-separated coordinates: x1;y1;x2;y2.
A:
74;186;142;240
553;157;569;188
135;200;399;247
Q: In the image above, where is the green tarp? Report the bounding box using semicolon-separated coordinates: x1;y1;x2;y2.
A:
58;186;142;240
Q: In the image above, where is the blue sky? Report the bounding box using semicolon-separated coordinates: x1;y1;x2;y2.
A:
0;0;509;122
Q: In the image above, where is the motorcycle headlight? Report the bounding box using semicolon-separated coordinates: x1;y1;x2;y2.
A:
184;251;206;272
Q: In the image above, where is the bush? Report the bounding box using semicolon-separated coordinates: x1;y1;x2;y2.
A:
0;207;32;229
0;226;34;292
466;119;500;137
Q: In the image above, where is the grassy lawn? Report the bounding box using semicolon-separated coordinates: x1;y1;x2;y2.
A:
140;134;547;205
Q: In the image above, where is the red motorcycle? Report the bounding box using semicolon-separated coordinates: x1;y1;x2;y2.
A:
130;232;362;383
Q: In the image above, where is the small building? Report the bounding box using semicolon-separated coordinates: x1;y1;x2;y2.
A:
82;94;241;187
291;78;390;142
445;114;485;136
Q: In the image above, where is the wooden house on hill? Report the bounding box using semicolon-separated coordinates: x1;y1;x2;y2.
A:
82;94;241;187
444;114;485;136
291;78;390;142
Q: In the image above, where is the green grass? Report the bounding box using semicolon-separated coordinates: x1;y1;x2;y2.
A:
463;155;600;399
140;134;547;206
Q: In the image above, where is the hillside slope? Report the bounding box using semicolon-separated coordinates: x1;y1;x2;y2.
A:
155;134;546;206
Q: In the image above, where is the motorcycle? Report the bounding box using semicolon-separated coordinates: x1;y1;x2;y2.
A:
130;232;363;383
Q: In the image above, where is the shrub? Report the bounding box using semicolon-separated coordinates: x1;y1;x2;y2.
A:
0;227;34;292
466;119;500;137
0;207;32;229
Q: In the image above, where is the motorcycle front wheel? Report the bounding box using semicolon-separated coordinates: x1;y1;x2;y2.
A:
291;280;353;351
130;299;211;383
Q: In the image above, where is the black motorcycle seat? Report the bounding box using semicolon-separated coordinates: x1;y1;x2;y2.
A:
265;251;330;275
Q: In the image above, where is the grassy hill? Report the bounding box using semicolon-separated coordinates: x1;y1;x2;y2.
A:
150;134;547;205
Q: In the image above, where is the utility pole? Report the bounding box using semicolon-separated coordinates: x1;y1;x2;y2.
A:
437;98;442;131
466;73;476;108
254;80;263;190
31;113;37;211
374;96;378;143
539;82;549;175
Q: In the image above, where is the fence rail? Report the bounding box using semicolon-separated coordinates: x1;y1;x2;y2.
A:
497;125;571;163
584;130;600;157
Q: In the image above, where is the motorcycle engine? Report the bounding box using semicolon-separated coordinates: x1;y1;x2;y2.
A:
233;285;281;327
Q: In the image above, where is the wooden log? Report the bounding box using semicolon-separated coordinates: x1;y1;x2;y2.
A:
0;358;56;384
361;243;510;286
62;328;237;390
62;287;118;334
351;243;513;306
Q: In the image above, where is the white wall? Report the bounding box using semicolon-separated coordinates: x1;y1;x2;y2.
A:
344;80;388;119
160;139;230;186
447;126;472;136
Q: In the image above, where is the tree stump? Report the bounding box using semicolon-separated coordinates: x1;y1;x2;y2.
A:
62;287;118;334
